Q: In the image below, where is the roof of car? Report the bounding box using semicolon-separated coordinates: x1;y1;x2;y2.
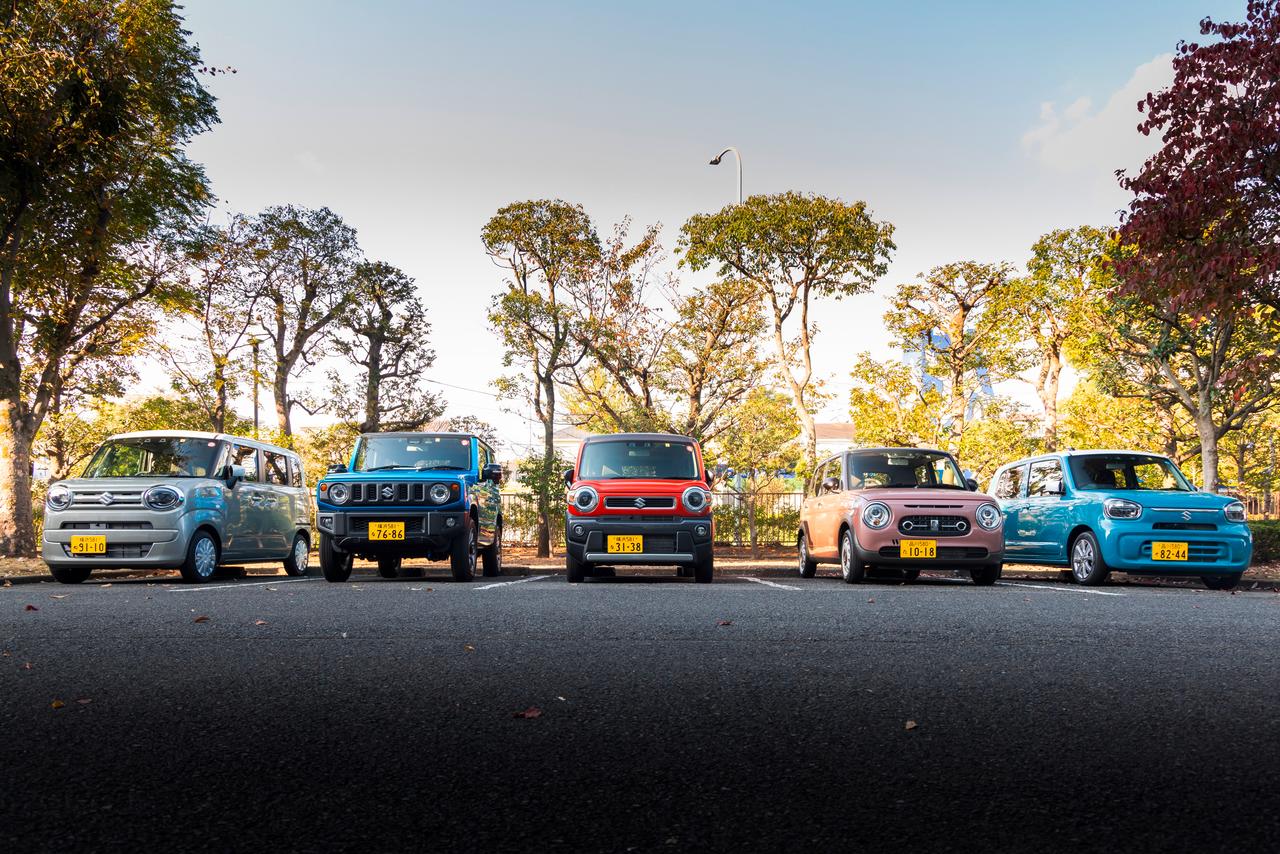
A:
107;430;295;455
580;432;696;444
995;449;1173;470
358;431;476;439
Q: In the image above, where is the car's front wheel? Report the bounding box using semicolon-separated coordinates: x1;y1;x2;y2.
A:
283;533;310;577
50;564;92;584
320;533;353;582
377;556;401;579
839;530;865;585
179;530;220;584
566;553;588;583
1202;572;1242;591
902;569;921;582
798;533;817;578
450;518;477;582
480;522;502;577
1070;531;1110;586
693;553;714;584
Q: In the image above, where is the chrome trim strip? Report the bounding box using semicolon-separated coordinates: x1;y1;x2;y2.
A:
584;552;694;563
1150;507;1219;513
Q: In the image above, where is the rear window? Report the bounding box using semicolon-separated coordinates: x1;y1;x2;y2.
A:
578;440;699;480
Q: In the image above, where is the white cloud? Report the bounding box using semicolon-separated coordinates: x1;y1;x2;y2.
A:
295;150;325;175
1022;54;1173;178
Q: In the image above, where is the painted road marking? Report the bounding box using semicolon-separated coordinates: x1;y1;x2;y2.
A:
738;576;803;591
168;578;318;592
998;581;1125;597
474;575;552;591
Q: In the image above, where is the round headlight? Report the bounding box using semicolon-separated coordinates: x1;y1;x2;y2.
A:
143;485;184;511
682;486;710;514
1224;501;1247;523
328;482;350;505
46;485;73;511
429;483;451;504
1103;498;1142;520
571;486;598;513
862;502;892;529
975;503;1001;530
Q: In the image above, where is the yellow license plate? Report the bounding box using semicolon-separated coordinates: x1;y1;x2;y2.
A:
607;535;643;554
368;522;405;541
1152;541;1188;561
70;535;107;555
899;539;937;559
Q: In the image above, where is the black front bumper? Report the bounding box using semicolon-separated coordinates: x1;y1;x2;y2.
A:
564;515;714;565
317;510;466;556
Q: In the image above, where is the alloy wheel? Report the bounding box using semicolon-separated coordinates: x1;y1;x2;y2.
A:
1072;538;1095;582
194;537;217;578
293;538;309;574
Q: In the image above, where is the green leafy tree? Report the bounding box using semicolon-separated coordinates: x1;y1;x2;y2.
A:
1057;379;1191;461
327;261;444;433
955;400;1040;485
711;389;801;557
442;415;502;450
483;200;600;557
884;262;1025;451
846;354;947;448
680;192;895;472
0;1;217;555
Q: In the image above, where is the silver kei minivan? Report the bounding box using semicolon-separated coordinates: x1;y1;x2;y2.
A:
42;431;312;584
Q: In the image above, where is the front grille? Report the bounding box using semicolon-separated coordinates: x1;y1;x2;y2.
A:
1152;522;1217;531
1141;541;1223;562
349;516;427;535
62;543;152;559
897;515;969;537
349;482;434;505
879;545;988;560
61;521;153;530
70;491;144;508
604;496;676;510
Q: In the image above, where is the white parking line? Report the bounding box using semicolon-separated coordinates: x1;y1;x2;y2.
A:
998;581;1125;597
474;575;552;591
737;576;802;591
168;578;318;592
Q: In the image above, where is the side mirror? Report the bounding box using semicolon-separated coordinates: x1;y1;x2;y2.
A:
965;477;979;492
563;468;575;488
327;462;348;474
1045;476;1064;496
226;464;246;488
482;463;503;484
704;470;714;487
822;476;841;494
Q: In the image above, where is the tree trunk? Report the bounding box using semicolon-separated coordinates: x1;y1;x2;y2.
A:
746;489;759;559
211;357;228;432
1037;348;1062;452
536;376;555;558
1195;412;1220;492
0;402;36;557
948;365;966;452
273;369;292;439
363;337;383;433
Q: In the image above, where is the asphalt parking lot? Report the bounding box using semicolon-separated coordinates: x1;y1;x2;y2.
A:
4;570;1279;853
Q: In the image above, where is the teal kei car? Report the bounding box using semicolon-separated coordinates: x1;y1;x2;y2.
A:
989;450;1251;589
315;432;503;583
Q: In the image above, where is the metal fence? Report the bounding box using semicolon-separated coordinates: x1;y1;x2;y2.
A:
499;492;804;548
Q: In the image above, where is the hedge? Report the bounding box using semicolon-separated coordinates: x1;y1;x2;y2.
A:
1250;520;1280;563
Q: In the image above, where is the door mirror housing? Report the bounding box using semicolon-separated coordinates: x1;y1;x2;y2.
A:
1044;476;1064;496
563;468;575;488
482;463;503;484
704;470;714;487
327;462;348;474
965;477;980;492
822;476;841;494
226;464;246;488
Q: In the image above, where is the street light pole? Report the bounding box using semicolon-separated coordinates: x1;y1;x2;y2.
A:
709;146;742;205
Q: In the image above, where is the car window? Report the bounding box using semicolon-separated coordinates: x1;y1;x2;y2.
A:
1067;454;1192;492
1026;459;1063;498
847;450;968;490
288;455;304;488
994;464;1027;499
811;462;828;497
578;440;699;479
477;442;489;474
264;450;289;486
230;445;259;482
827;456;843;491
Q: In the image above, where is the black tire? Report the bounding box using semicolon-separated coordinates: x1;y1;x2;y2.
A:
676;566;693;578
179;529;220;584
320;532;353;582
693;553;714;584
481;523;502;577
50;564;92;584
1069;531;1110;586
377;556;401;579
566;553;588;583
1058;569;1076;583
797;533;818;578
450;518;477;582
839;530;865;585
1202;573;1242;591
903;569;921;582
970;563;1002;586
283;533;310;577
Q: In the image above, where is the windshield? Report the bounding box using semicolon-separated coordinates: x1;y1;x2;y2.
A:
353;435;472;472
1068;454;1192;492
847;450;967;489
83;437;224;479
578;439;700;480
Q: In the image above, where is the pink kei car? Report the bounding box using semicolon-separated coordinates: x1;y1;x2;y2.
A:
797;447;1005;585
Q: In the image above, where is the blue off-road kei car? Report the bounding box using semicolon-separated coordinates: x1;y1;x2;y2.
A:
315;432;504;582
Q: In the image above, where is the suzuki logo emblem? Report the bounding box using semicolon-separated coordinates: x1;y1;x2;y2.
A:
99;492;114;506
634;498;646;509
381;485;394;499
930;519;939;532
1181;510;1192;522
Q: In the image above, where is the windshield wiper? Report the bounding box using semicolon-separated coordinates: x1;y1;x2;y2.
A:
363;464;413;472
425;465;470;471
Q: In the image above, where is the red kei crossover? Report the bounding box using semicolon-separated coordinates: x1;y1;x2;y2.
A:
564;433;715;583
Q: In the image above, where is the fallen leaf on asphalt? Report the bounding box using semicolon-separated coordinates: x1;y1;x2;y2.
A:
266;586;277;591
100;583;111;588
50;699;65;710
410;587;422;591
2;578;11;587
341;632;348;639
463;644;475;652
23;604;38;612
867;598;875;604
76;698;92;705
513;706;543;719
904;720;918;731
716;620;733;627
50;594;68;600
254;620;268;626
21;662;33;670
193;615;211;623
557;696;567;702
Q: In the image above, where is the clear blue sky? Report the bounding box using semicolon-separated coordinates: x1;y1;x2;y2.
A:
179;0;1241;453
